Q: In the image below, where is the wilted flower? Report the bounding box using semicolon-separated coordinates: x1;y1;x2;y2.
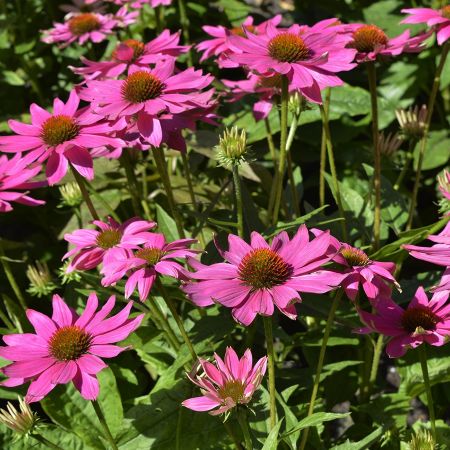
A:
58;181;83;208
0;397;40;436
215;127;248;168
0;293;144;402
26;261;57;298
378;132;403;157
357;287;450;357
396;105;427;140
182;347;267;415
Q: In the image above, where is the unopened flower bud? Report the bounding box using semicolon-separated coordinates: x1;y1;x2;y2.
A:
216;127;248;168
58;181;82;208
378;132;403;157
26;261;57;298
408;429;435;450
288;92;306;115
0;397;40;436
396;105;427;141
58;260;81;284
438;169;450;214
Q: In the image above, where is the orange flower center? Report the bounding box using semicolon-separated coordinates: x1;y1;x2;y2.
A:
350;25;388;53
122;71;164;103
442;6;450;19
96;229;122;249
49;326;92;361
401;306;439;333
268;33;310;63
68;13;101;36
340;246;370;266
113;39;145;61
135;247;164;265
230;24;256;37
217;380;245;403
41;115;79;147
238;248;291;289
257;74;282;89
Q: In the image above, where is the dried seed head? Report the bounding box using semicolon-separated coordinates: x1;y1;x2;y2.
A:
26;261;57;298
378;132;403;157
395;105;427;140
216;127;248;168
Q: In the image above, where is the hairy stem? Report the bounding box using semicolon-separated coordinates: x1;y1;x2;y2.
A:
418;345;436;441
262;316;277;429
319;89;331;207
232;165;244;238
91;400;119;450
71;166;99;221
236;408;253;450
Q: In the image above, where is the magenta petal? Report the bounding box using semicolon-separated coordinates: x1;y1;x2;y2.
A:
65;146;94;181
52;294;77;327
182;396;220;411
73;369;100;400
26;309;57;340
77;354;107;374
90;344;126;358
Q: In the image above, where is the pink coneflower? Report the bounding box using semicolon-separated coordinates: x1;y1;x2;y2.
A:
80;61;213;147
346;24;429;63
0;293;144;402
106;0;172;7
60;0;106;14
196;15;282;68
228;23;357;103
63;216;156;273
113;6;139;27
183;227;344;326
334;243;399;302
0;90;124;185
0;154;46;213
42;12;119;48
101;233;198;301
357;287;450;357
71;30;188;80
182;347;267;415
402;6;450;45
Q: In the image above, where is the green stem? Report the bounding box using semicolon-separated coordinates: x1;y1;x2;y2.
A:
394;139;416;190
299;290;343;450
120;150;141;216
232;165;244;238
144;297;181;352
236;408;252;450
367;334;384;397
271;75;289;226
264;117;278;171
367;61;381;250
319;89;331;207
418;345;436;442
91;400;119;450
177;0;193;66
157;280;197;361
31;433;64;450
319;105;348;241
262;316;277;430
406;42;449;230
0;307;15;330
152;148;185;238
286;110;301;218
224;420;243;450
71;166;99;221
0;241;27;311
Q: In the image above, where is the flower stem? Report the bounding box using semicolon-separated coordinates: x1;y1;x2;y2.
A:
156;279;198;361
418;345;436;441
406;42;449;230
31;433;64;450
236;408;252;450
299;290;343;450
367;334;384;397
120;150;141;216
232;165;244;238
0;240;27;311
264;117;278;172
223;419;243;450
152;148;185;238
319;105;348;241
70;166;99;221
286;110;301;218
319;89;331;207
262;316;277;430
91;400;119;450
271;75;289;226
177;0;193;66
394;139;416;190
367;61;381;251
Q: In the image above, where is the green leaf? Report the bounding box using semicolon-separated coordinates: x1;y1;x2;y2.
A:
156;203;180;241
330;427;385;449
414;130;450;171
262;419;283;450
2;70;25;86
215;0;251;25
282;412;350;437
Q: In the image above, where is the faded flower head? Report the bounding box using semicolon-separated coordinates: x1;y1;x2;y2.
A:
26;261;57;298
58;182;82;208
396;105;427;140
378;132;403;158
216;127;248;168
0;397;40;436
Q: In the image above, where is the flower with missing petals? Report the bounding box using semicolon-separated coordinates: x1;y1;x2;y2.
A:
63;216;156;272
0;90;124;185
0;293;144;402
357;287;450;357
183;226;343;326
402;6;450;45
182;347;267;415
346;23;429;63
396;105;427;140
378;132;403;157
